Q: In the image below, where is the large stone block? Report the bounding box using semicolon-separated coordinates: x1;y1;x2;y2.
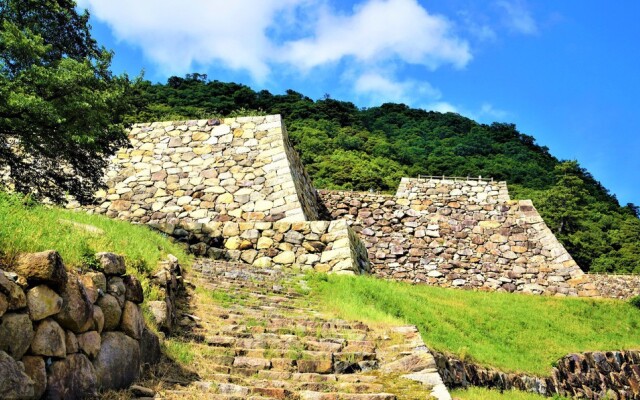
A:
30;318;66;357
0;312;34;359
46;353;98;399
0;350;34;399
54;274;94;333
11;250;67;286
93;332;140;390
26;284;63;321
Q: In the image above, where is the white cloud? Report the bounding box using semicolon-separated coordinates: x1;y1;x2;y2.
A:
77;0;305;80
353;72;441;105
477;102;509;121
79;0;471;80
427;102;458;113
495;0;538;35
281;0;471;71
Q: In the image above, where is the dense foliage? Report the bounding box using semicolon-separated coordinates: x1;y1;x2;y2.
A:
127;75;639;274
0;0;133;201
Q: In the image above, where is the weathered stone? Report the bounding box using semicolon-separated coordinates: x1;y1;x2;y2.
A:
123;275;144;304
93;305;105;333
96;294;122;331
0;350;34;399
11;250;67;286
26;285;63;321
120;301;144;340
66;330;79;354
0;271;27;310
22;356;46;399
148;300;171;331
47;353;97;399
107;276;126;307
0;293;7;318
140;328;161;367
381;352;436;373
95;252;126;276
54;274;94;333
273;251;295;264
77;331;101;359
93;332;140;390
30;318;66;357
253;257;273;268
0;312;34;359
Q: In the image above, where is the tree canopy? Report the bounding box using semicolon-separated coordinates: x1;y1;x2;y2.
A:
0;0;133;201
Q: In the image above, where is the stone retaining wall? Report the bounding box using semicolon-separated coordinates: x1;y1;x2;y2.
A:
72;115;327;224
0;251;163;399
320;179;596;297
435;350;640;399
154;220;370;275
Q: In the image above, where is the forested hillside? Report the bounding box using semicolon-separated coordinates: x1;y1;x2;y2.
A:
126;74;640;274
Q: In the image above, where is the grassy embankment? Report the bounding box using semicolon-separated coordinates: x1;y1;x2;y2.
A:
0;191;191;301
451;387;568;399
307;273;640;376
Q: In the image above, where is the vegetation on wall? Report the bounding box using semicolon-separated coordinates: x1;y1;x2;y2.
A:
124;75;640;274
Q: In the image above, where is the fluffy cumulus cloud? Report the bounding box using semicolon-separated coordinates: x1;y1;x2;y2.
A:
280;0;472;71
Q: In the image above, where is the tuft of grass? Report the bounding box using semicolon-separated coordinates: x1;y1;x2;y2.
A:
0;191;191;274
307;273;640;376
451;387;568;399
162;339;195;364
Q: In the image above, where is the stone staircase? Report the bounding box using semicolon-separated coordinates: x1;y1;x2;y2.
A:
144;259;450;400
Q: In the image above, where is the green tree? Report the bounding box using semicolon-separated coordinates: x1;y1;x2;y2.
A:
0;0;133;201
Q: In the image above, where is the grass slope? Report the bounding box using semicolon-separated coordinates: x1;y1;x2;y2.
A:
451;387;568;399
0;191;191;299
307;273;640;376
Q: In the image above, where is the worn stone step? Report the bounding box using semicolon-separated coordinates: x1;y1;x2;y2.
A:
298;391;397;400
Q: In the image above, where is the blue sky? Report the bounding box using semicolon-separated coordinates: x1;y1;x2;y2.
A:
78;0;639;206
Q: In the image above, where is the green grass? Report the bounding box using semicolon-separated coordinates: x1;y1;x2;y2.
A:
162;339;195;364
451;387;568;399
307;273;640;376
0;191;191;301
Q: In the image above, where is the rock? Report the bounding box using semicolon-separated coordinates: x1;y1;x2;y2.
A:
95;253;126;276
79;274;100;304
54;274;94;333
257;237;274;249
0;271;27;310
253;257;273;268
120;301;144;340
22;356;46;399
96;294;122;331
93;305;105;333
46;353;97;399
26;285;63;321
273;251;295;264
140;328;161;366
93;332;140;390
77;331;101;359
148;300;171;331
0;350;35;399
0;293;7;318
123;275;144;304
107;277;126;307
66;330;79;354
30;318;66;357
130;385;155;397
381;352;436;374
0;312;34;359
11;250;67;286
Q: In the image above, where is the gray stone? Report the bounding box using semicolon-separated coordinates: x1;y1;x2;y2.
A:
54;274;94;333
140;328;161;367
0;271;27;310
0;350;34;399
123;275;144;304
0;312;34;359
26;285;63;321
120;301;144;340
95;253;126;276
77;331;101;360
22;356;46;399
30;318;66;357
93;332;140;390
11;250;67;286
46;353;97;399
96;294;122;331
148;300;171;331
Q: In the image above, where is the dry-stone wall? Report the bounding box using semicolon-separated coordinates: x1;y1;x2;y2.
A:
320;178;599;297
0;250;164;399
435;350;640;399
74;115;328;224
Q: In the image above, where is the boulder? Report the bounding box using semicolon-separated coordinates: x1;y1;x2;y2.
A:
148;300;171;331
95;253;126;276
77;331;101;360
30;318;66;357
0;350;34;399
46;353;97;399
93;305;105;333
11;250;67;286
107;277;126;307
0;271;27;310
120;301;144;340
54;274;94;333
140;328;161;366
0;293;6;318
93;332;140;390
123;275;144;304
22;356;46;399
26;285;63;321
96;294;121;331
0;312;34;359
79;274;100;304
65;330;79;354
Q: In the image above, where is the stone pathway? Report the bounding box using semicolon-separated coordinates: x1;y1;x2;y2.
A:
142;259;450;400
